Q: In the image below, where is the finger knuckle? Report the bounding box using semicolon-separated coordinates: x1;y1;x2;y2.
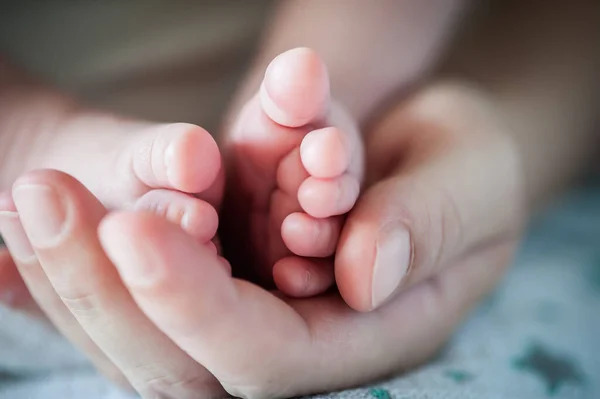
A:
386;181;442;277
385;178;463;283
13;255;43;275
58;289;100;317
434;185;465;266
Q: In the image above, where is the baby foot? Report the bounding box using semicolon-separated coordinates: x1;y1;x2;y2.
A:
0;62;226;314
222;48;365;296
0;122;226;317
2;114;224;250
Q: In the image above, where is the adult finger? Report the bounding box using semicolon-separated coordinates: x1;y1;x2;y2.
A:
100;211;314;398
101;208;515;398
335;85;524;311
0;191;127;387
11;170;222;398
299;239;516;394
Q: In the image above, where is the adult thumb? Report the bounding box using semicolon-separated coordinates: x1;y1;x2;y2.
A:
335;115;523;312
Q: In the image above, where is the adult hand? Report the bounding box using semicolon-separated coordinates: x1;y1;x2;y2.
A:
0;171;226;397
335;81;524;311
2;81;524;398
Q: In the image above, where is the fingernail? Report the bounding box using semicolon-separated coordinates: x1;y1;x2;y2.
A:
371;222;412;309
0;211;36;262
13;185;67;247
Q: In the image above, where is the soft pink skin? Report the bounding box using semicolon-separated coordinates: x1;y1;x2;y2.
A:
0;76;524;398
223;48;365;295
1;171;224;397
301;127;353;178
3;116;223;244
281;212;342;258
261;48;330;128
0;48;362;310
0;87;225;389
272;256;335;298
134;190;218;244
2;167;512;398
127;123;221;196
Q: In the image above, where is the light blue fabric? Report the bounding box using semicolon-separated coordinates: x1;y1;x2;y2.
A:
1;185;598;398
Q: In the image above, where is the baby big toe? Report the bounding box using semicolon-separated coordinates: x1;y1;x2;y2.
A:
129;123;221;195
260;47;330;128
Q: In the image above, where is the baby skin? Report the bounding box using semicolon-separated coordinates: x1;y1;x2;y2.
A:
0;46;530;399
124;47;365;298
222;47;365;297
0;47;363;309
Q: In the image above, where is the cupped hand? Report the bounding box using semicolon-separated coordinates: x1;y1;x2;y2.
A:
0;171;226;397
0;80;525;399
334;81;525;311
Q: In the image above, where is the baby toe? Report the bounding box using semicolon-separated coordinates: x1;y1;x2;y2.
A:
300;127;352;179
260;47;330;128
273;257;334;298
276;148;309;197
281;212;342;258
129;123;221;195
298;174;360;218
134;190;218;243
